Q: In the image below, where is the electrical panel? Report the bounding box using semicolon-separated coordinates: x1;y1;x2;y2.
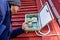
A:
25;2;54;31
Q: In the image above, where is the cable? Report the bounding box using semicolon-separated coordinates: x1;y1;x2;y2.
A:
35;24;60;36
40;0;43;7
38;24;50;35
35;24;50;36
35;31;60;36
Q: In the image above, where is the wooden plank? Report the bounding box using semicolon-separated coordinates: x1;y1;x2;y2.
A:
11;37;42;40
52;20;60;40
35;0;42;11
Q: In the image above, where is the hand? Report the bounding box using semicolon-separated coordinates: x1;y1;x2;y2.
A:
22;22;28;30
11;5;19;14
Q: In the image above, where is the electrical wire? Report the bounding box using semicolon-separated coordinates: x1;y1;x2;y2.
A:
40;0;43;7
35;24;51;36
35;24;60;36
38;24;50;35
